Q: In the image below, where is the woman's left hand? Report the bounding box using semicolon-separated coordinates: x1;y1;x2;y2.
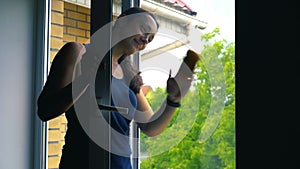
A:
166;69;193;103
166;50;200;103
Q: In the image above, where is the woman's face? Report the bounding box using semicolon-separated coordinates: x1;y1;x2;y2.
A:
114;13;158;56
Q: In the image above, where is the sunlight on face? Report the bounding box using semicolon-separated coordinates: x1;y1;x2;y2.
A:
113;13;158;56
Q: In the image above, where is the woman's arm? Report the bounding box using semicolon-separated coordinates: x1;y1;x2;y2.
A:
135;91;178;137
135;74;191;137
135;50;200;137
37;42;90;121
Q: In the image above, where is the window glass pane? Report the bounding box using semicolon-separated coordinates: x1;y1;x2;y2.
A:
138;0;235;169
47;1;90;168
47;1;235;169
47;1;122;168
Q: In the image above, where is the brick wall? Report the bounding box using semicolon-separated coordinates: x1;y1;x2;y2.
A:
48;1;90;169
49;1;65;168
63;2;90;44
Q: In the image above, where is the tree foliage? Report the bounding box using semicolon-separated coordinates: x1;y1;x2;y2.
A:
140;28;235;169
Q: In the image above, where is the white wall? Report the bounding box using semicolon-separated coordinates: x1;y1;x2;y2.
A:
0;0;38;168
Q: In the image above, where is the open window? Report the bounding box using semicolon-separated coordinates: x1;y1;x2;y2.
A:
36;1;234;169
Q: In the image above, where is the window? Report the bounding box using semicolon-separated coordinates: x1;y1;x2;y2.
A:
39;0;235;169
47;1;92;168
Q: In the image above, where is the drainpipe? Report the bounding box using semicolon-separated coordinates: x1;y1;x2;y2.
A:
141;38;190;61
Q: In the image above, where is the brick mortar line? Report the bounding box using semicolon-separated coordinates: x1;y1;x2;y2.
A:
64;27;89;33
64;17;90;24
65;24;90;30
48;141;59;144
51;22;64;27
64;8;91;16
48;128;60;130
48;154;60;158
50;48;60;52
51;9;64;14
64;34;89;39
51;35;63;39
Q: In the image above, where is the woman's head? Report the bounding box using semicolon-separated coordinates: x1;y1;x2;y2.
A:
116;7;159;30
112;7;159;56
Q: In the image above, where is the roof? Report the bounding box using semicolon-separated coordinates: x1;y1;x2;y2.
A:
158;0;197;16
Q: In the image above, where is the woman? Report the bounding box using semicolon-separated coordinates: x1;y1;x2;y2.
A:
37;7;198;169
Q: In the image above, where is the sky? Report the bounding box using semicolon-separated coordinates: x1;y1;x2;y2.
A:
140;0;235;89
187;0;235;42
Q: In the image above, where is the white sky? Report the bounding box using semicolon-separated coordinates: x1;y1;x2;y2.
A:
187;0;235;42
140;0;235;89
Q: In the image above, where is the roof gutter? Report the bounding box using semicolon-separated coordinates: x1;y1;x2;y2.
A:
141;0;207;29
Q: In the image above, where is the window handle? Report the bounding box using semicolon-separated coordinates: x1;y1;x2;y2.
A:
98;104;129;114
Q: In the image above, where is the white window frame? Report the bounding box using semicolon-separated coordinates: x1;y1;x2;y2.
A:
33;0;51;169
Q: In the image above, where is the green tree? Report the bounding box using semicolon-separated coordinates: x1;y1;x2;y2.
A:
140;28;235;169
